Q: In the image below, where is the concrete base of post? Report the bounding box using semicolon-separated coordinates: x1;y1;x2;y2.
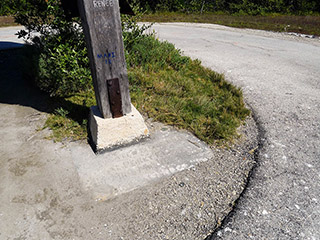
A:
89;104;149;153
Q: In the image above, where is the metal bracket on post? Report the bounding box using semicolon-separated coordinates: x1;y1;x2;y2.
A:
107;78;123;118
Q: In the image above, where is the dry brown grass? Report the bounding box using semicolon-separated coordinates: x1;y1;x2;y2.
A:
0;16;19;27
141;13;320;36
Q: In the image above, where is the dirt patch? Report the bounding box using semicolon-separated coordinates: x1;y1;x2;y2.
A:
0;16;18;28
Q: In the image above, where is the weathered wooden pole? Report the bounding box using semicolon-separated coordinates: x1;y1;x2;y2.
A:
77;0;149;152
77;0;131;118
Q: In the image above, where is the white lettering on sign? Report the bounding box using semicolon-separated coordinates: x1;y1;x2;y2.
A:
93;0;114;8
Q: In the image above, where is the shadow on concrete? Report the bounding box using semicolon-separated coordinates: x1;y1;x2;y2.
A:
0;41;24;50
0;47;89;128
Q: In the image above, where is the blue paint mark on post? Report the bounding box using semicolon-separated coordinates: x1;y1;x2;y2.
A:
97;52;116;64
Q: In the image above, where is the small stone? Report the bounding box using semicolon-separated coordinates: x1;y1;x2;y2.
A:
305;163;313;168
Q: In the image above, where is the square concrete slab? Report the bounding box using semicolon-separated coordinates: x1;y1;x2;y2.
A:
74;126;215;201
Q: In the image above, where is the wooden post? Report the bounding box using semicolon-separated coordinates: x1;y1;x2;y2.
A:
77;0;131;118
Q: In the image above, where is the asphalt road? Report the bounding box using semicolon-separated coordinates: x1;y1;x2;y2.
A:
0;26;24;50
152;23;320;239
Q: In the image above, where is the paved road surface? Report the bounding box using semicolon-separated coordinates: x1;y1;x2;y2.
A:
0;26;24;50
152;23;320;239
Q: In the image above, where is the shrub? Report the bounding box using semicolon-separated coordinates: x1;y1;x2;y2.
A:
36;43;92;96
0;0;27;16
15;0;91;96
121;1;153;52
137;0;320;15
15;0;151;97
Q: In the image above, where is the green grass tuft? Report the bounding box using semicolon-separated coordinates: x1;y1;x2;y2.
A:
43;89;96;141
128;36;250;144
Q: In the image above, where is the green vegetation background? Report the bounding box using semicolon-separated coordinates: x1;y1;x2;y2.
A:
1;0;320;16
1;0;318;145
138;0;320;15
5;0;250;145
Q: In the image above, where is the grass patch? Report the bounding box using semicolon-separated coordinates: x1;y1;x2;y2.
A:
42;89;96;142
44;111;87;142
128;37;250;144
0;16;18;27
41;36;249;145
141;12;320;36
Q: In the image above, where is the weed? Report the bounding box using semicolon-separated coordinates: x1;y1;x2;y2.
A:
44;114;87;142
54;107;69;118
43;89;96;142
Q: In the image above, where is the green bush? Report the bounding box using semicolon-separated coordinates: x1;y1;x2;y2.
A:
121;2;154;53
0;0;26;15
138;0;320;15
15;0;91;96
15;0;151;97
36;43;92;96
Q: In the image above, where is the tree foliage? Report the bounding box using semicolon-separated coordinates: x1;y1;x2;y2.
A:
1;0;319;16
137;0;320;15
0;0;25;15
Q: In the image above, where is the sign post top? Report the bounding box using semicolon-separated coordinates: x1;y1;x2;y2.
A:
61;0;134;19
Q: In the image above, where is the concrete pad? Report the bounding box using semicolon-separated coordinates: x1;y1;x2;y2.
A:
74;127;214;201
89;104;149;152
